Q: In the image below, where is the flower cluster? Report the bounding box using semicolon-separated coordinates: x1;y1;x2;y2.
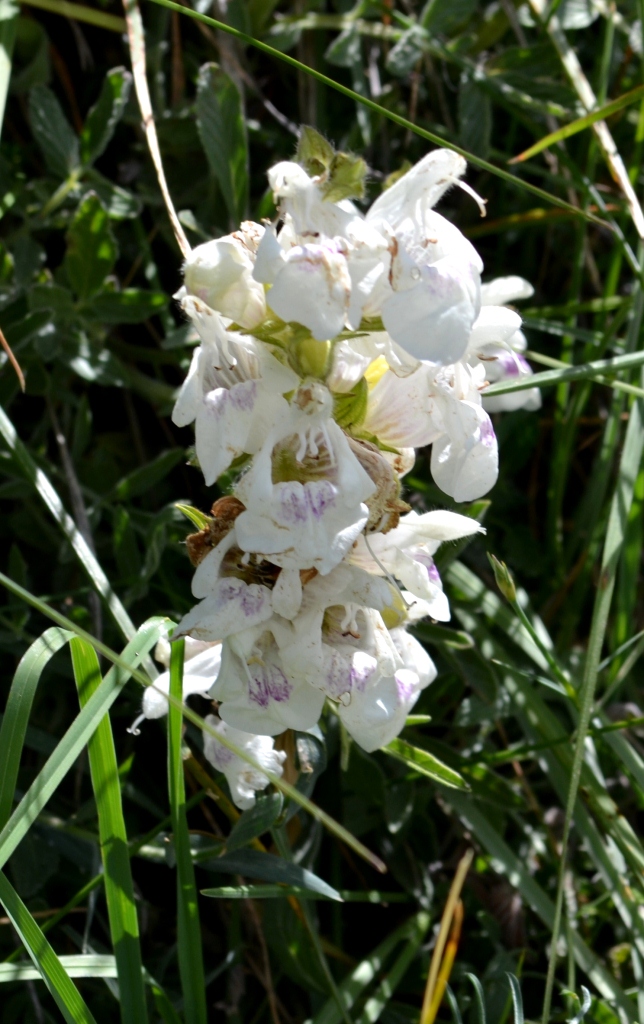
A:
143;135;540;808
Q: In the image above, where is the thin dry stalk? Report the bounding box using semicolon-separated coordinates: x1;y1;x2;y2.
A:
122;0;191;258
0;327;25;391
420;848;474;1023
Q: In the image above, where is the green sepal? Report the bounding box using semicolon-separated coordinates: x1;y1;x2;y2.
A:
322;151;367;202
296;125;334;177
174;504;212;531
333;377;368;430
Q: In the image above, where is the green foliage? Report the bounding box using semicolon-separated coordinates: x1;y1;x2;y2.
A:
2;1;644;1022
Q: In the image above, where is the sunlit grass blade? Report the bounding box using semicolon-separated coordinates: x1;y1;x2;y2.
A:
0;406;136;642
0;0;17;139
483;349;644;398
0;869;98;1024
356;912;430;1024
0;572;386;873
447;793;634;1014
309;912;430;1024
70;638;149;1024
0;626;71;828
510;83;644;164
0;954;118;981
383;738;469;790
144;0;609;231
168;639;207;1024
19;0;126;31
0;614;168;870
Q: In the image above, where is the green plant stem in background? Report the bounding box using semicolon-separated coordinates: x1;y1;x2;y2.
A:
541;335;644;1018
19;0;126;31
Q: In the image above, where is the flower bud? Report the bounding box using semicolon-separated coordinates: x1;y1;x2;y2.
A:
487;553;517;603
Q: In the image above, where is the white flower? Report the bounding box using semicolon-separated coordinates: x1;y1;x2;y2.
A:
234;382;375;575
172;297;299;486
337;628;436;751
350;509;484;619
470;276;541;413
138;637;222;722
183;223;266;329
214;625;326;735
365;150;484;364
202;714;286;810
256;234;351;341
362;361;440;448
429;363;499;502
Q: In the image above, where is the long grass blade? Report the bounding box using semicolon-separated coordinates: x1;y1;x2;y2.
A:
511;83;644;164
0;615;168;870
19;0;126;31
0;572;386;873
70;638;149;1024
168;639;207;1024
0;869;98;1023
0;626;71;828
483;349;644;397
144;0;608;231
0;406;136;641
0;0;17;139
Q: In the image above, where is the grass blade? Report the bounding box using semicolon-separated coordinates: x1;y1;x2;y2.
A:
510;83;644;164
0;869;98;1023
0;0;17;139
506;974;524;1024
356;912;430;1024
310;912;429;1024
0;573;386;874
0;954;119;981
383;738;469;790
0;405;136;642
144;0;609;231
483;349;644;397
168;639;207;1024
0;626;72;828
0;615;168;870
70;637;149;1024
20;0;126;31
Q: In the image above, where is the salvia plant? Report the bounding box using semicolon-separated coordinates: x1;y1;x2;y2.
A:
2;0;644;1023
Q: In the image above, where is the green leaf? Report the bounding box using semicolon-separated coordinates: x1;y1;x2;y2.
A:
466;973;488;1024
511;82;644;164
85;168;142;218
311;912;430;1024
226;792;283;852
0;404;137;642
505;974;524;1024
0;616;168;872
421;0;478;36
0;627;72;829
64;192;117;301
458;76;492;161
383;738;469;790
483;349;644;397
0;0;18;138
168;640;208;1024
0;870;98;1023
0;954;119;982
70;638;149;1024
175;504;211;531
85;288;168;323
28;83;79;177
196;62;248;225
198;847;343;901
80;65;132;166
111;448;185;500
202;883;328;899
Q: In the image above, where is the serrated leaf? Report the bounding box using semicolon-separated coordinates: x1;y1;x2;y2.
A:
324;27;360;69
80;66;131;166
196;62;248;225
386;26;425;78
383;738;469;790
28;83;79;178
85;288;167;324
64;193;117;301
85;169;142;219
225;793;283;852
296;124;334;176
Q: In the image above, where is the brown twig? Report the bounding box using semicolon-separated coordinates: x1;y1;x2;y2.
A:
0;327;25;391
